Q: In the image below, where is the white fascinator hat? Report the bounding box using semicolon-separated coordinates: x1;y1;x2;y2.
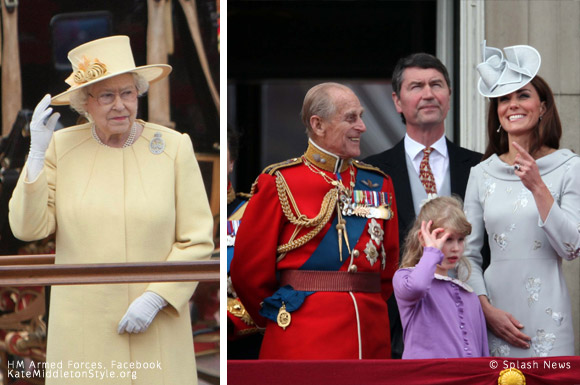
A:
476;40;541;98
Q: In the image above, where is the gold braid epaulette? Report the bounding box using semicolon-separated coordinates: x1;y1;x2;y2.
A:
248;158;303;197
352;159;391;180
263;157;303;175
275;170;338;254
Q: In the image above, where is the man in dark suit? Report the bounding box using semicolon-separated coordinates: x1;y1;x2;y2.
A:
364;53;484;359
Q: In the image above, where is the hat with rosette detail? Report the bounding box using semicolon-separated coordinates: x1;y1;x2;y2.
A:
51;35;172;105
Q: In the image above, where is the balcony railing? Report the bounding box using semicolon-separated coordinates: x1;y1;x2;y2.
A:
0;253;219;285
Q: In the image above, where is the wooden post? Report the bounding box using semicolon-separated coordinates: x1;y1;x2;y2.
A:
1;0;22;137
178;0;220;113
147;0;174;128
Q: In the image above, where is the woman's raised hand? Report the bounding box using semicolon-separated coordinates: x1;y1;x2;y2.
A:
512;141;554;222
26;94;60;181
512;142;543;193
29;94;60;157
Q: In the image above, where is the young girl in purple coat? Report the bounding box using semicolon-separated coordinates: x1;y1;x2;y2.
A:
393;196;489;358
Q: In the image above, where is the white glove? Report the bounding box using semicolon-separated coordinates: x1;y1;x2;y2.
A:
117;291;168;334
27;94;60;181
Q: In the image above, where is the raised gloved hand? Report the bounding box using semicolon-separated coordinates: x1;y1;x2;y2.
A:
27;94;60;181
117;291;168;334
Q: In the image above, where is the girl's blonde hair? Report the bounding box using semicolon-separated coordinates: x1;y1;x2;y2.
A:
400;195;472;280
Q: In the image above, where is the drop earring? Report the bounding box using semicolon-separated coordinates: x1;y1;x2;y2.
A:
497;124;502;133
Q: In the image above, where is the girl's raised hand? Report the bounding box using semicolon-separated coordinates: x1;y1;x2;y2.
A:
420;220;450;251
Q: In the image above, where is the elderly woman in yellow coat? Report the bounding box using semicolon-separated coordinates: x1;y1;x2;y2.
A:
8;36;214;384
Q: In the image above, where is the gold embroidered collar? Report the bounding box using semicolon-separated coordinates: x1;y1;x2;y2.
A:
304;139;352;174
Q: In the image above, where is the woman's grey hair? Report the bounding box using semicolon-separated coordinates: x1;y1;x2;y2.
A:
69;72;150;116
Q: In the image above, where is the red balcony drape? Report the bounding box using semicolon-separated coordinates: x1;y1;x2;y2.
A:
228;356;580;385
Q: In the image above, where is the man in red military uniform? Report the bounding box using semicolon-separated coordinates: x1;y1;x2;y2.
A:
230;83;399;359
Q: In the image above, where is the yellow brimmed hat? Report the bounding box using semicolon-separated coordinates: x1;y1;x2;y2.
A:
51;35;172;105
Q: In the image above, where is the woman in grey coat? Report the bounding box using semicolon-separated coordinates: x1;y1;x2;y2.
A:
464;41;580;357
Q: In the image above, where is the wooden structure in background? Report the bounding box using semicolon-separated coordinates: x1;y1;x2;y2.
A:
178;0;220;112
147;0;174;128
1;0;22;137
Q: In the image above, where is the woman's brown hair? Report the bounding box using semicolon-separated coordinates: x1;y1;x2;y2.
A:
482;75;561;160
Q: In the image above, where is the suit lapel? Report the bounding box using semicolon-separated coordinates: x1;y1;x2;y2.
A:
381;140;416;229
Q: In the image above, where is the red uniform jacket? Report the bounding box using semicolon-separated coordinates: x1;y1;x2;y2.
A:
230;143;399;359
